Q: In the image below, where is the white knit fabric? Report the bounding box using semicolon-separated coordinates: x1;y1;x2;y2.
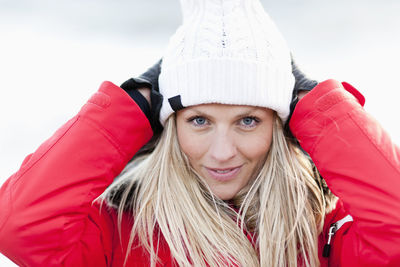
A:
159;0;295;125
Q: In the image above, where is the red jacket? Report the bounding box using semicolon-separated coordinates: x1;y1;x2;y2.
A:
0;79;399;266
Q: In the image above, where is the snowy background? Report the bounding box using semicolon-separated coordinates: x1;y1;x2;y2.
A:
1;0;400;265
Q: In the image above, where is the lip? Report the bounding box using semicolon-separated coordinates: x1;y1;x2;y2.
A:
204;166;242;182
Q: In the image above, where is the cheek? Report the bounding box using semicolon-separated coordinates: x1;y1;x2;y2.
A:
239;129;273;160
177;125;207;163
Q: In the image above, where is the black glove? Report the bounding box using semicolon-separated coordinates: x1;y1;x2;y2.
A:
284;55;318;140
120;59;163;135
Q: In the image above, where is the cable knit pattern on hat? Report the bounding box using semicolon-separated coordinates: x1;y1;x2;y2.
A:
159;0;295;125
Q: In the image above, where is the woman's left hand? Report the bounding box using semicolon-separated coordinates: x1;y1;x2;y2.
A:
297;90;309;101
285;56;318;137
290;55;318;109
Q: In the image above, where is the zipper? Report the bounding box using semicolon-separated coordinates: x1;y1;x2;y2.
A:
323;214;353;257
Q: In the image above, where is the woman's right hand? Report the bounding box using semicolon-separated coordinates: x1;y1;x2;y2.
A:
121;59;164;135
137;87;151;105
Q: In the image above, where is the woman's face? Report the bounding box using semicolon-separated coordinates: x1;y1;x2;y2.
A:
176;104;274;200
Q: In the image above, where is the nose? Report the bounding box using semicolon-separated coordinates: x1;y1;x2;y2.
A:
208;131;237;163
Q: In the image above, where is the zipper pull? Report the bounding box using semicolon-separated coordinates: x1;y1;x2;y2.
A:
322;214;353;258
323;223;337;257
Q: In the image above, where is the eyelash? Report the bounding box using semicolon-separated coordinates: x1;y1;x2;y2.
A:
187;116;260;128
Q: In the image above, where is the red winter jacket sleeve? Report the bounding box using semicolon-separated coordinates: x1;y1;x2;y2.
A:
1;79;399;267
290;79;400;267
0;81;153;266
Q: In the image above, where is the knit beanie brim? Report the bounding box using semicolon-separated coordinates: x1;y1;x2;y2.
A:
159;58;294;123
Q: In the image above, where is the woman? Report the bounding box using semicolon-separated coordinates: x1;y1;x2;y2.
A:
0;0;399;266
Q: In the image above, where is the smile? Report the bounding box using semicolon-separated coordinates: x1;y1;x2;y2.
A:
205;166;242;182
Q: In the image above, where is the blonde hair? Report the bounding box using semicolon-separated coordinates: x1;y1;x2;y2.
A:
99;113;337;267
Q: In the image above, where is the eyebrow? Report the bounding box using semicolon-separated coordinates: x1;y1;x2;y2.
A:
185;106;261;120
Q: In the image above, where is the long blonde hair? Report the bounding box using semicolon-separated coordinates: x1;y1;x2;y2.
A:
100;113;337;267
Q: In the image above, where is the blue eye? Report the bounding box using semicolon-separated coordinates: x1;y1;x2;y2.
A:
240;117;259;128
194;117;206;125
188;116;208;127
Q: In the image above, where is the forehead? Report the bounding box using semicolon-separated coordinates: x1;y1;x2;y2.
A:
178;103;267;116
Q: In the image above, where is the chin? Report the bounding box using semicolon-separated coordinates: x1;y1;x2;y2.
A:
213;186;242;201
217;193;236;201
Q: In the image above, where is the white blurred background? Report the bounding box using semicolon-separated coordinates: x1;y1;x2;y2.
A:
1;0;399;265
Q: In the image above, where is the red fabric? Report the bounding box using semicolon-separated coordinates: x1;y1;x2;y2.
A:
291;79;400;266
0;80;399;266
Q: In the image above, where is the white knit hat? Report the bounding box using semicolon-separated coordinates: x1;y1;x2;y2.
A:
159;0;295;125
